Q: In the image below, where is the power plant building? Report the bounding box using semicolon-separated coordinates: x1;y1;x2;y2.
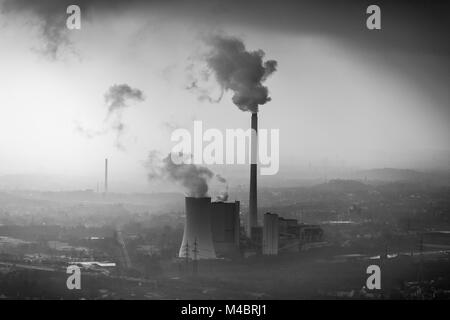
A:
211;201;240;257
299;224;324;243
179;197;242;260
263;213;279;255
278;218;299;236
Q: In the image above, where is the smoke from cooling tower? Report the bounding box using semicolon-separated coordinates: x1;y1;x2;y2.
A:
189;34;277;112
146;152;228;198
146;152;214;197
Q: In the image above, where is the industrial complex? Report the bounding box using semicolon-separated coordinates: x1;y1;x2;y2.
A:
176;112;324;260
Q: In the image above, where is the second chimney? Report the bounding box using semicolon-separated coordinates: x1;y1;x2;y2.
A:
104;158;108;194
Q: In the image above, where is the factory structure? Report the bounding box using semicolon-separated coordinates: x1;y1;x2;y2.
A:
210;201;240;257
262;213;279;255
179;197;240;259
177;195;323;259
177;114;324;260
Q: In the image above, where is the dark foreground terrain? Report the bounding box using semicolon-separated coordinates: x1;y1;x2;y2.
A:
1;250;449;300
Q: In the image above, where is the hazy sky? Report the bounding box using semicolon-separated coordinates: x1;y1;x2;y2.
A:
0;0;448;191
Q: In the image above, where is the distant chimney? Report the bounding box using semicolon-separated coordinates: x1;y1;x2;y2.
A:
247;112;258;238
104;158;108;194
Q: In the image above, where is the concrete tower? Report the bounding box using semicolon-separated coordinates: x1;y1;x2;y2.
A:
247;112;258;238
179;197;216;259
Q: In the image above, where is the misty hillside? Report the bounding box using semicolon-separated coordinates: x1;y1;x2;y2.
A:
0;174;96;191
351;168;450;186
311;179;372;194
0;174;151;193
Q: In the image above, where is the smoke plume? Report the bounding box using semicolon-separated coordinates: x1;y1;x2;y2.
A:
215;174;227;184
2;0;72;58
189;34;277;112
74;121;106;139
215;174;228;201
104;84;144;150
216;189;229;202
146;152;229;198
146;152;214;198
75;83;144;150
105;84;144;114
1;0;149;58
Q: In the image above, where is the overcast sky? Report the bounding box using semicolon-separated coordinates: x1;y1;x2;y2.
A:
0;0;448;191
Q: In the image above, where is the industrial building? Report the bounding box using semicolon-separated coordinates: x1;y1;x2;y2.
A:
178;197;242;260
259;214;324;255
176;110;324;259
278;218;301;253
263;213;279;255
278;218;299;236
211;201;240;257
298;224;324;243
177;194;324;258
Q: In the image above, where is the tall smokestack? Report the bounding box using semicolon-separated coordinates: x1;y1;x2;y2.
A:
186;35;276;238
247;112;258;238
104;158;108;194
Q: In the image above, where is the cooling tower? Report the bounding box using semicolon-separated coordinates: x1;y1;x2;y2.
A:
247;112;258;238
179;197;216;259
